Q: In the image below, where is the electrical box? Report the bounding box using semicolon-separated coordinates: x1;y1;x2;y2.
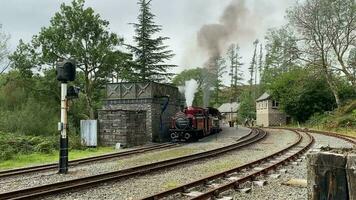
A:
56;60;76;82
80;120;97;147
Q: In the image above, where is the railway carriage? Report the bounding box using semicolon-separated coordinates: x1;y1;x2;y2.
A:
169;106;222;142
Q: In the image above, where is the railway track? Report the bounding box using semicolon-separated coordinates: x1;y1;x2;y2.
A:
274;127;355;145
300;128;355;145
141;129;314;200
0;142;178;179
0;128;266;200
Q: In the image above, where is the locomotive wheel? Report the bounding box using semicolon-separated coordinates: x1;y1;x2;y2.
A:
184;132;191;140
170;132;178;140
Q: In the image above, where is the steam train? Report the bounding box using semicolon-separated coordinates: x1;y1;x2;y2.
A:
169;106;222;142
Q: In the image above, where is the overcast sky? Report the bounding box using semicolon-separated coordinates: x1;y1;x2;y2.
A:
0;0;296;84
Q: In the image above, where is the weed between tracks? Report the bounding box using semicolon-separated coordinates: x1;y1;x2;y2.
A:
116;147;198;167
162;180;180;189
200;160;242;174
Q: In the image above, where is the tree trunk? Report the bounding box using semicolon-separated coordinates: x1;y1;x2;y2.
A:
84;71;95;119
325;74;341;108
85;94;95;119
322;62;341;108
337;57;356;88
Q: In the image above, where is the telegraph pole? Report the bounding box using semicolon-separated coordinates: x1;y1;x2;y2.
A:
56;60;76;174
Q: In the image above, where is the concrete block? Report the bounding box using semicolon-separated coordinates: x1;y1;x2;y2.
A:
226;176;239;181
217;197;233;200
253;180;267;186
269;174;281;179
207;183;220;188
183;191;204;197
238;188;251;193
253;167;264;171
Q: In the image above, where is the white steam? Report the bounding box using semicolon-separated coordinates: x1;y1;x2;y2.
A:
184;79;198;107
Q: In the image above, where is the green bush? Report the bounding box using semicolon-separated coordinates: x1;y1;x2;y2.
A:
69;133;85;150
0;132;57;161
338;100;356;114
306;101;356;129
336;115;355;127
0;98;58;136
35;140;55;153
0;144;16;160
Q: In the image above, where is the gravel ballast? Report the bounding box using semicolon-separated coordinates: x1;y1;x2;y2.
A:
0;127;250;193
46;128;298;200
226;130;354;200
3;128;351;200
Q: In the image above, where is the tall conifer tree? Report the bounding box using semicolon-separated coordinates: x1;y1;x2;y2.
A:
128;0;175;82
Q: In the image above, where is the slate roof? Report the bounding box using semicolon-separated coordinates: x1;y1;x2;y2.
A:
218;102;240;113
256;92;272;102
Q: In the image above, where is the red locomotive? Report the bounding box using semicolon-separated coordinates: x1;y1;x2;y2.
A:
169;106;222;142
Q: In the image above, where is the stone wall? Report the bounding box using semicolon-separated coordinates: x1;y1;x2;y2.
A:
102;82;183;142
266;100;287;126
98;109;146;147
104;98;179;142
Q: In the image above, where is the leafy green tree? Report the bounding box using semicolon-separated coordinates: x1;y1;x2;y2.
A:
9;40;40;78
128;0;176;82
0;71;59;136
0;25;9;74
268;67;336;122
172;68;206;107
212;56;227;107
10;0;129;119
238;90;256;120
348;47;356;85
172;68;205;87
248;40;258;98
261;27;300;91
287;0;356;107
258;43;263;82
264;26;299;72
226;44;243;101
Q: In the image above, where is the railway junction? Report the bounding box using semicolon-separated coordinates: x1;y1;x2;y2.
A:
0;127;354;200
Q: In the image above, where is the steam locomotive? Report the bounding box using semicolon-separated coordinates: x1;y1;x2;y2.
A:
169;106;222;142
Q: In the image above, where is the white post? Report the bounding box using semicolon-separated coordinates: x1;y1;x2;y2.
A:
59;83;68;174
61;83;67;139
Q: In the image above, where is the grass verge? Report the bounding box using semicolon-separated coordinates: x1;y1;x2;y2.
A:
0;147;116;170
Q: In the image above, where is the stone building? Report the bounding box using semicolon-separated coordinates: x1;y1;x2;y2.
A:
98;109;146;147
256;92;287;127
98;82;183;146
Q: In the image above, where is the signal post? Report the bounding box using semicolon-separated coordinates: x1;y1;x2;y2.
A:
56;60;76;174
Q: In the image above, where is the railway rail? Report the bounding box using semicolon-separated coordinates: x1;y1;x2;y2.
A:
299;128;355;145
274;127;355;145
0;143;178;179
141;129;313;200
0;128;266;200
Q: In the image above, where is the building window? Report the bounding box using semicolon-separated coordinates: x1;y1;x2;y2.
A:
272;100;279;108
